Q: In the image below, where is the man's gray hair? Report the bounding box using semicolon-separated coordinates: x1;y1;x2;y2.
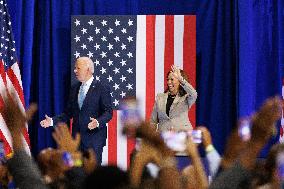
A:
77;57;94;74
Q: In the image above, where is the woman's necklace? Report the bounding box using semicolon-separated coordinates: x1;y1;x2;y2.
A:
169;93;176;98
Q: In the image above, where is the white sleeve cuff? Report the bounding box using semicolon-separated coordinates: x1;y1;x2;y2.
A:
95;119;100;128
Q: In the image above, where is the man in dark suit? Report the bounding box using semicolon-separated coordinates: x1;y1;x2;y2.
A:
40;57;113;164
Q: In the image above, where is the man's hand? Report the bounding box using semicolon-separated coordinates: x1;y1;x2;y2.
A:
40;115;52;128
88;117;98;130
52;123;80;153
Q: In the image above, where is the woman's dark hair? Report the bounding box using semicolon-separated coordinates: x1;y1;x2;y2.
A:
164;69;189;97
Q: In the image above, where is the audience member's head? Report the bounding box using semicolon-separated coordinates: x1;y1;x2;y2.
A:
259;144;284;187
0;163;9;187
37;148;67;184
84;165;129;189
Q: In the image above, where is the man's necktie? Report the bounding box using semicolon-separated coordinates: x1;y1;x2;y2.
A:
78;83;87;109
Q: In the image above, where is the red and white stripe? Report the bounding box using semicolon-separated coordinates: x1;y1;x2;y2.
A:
280;79;284;143
102;15;196;169
0;60;30;155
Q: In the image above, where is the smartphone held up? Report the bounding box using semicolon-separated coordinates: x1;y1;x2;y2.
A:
120;97;142;126
120;97;142;137
238;119;251;141
161;130;202;152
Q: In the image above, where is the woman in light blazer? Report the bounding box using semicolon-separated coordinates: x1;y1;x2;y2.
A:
151;65;197;132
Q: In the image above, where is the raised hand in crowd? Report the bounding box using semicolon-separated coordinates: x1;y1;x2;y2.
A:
128;121;181;189
0;92;37;127
197;126;213;148
219;118;254;172
52;123;81;153
0;91;50;189
250;96;282;143
130;140;162;188
52;123;97;174
182;136;208;189
209;96;283;189
197;126;221;178
136;122;174;156
0;91;37;150
51;123;91;188
240;96;282;169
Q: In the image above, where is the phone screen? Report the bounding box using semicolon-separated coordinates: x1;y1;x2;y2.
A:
161;130;202;152
62;152;74;167
191;130;202;144
238;119;251;141
161;131;187;152
120;97;141;127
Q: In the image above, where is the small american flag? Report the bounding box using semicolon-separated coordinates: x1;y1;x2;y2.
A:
71;15;196;169
0;0;30;155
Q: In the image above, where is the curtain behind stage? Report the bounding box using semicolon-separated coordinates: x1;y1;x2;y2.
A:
6;0;284;157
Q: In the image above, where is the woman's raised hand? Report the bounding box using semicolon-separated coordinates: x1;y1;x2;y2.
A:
171;65;183;81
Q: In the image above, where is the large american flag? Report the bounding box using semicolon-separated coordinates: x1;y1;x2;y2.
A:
71;15;196;169
0;0;30;155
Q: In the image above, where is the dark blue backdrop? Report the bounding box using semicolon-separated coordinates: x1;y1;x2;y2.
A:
5;0;284;157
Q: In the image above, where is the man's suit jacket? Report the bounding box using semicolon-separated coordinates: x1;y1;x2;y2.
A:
151;80;197;131
53;80;113;151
